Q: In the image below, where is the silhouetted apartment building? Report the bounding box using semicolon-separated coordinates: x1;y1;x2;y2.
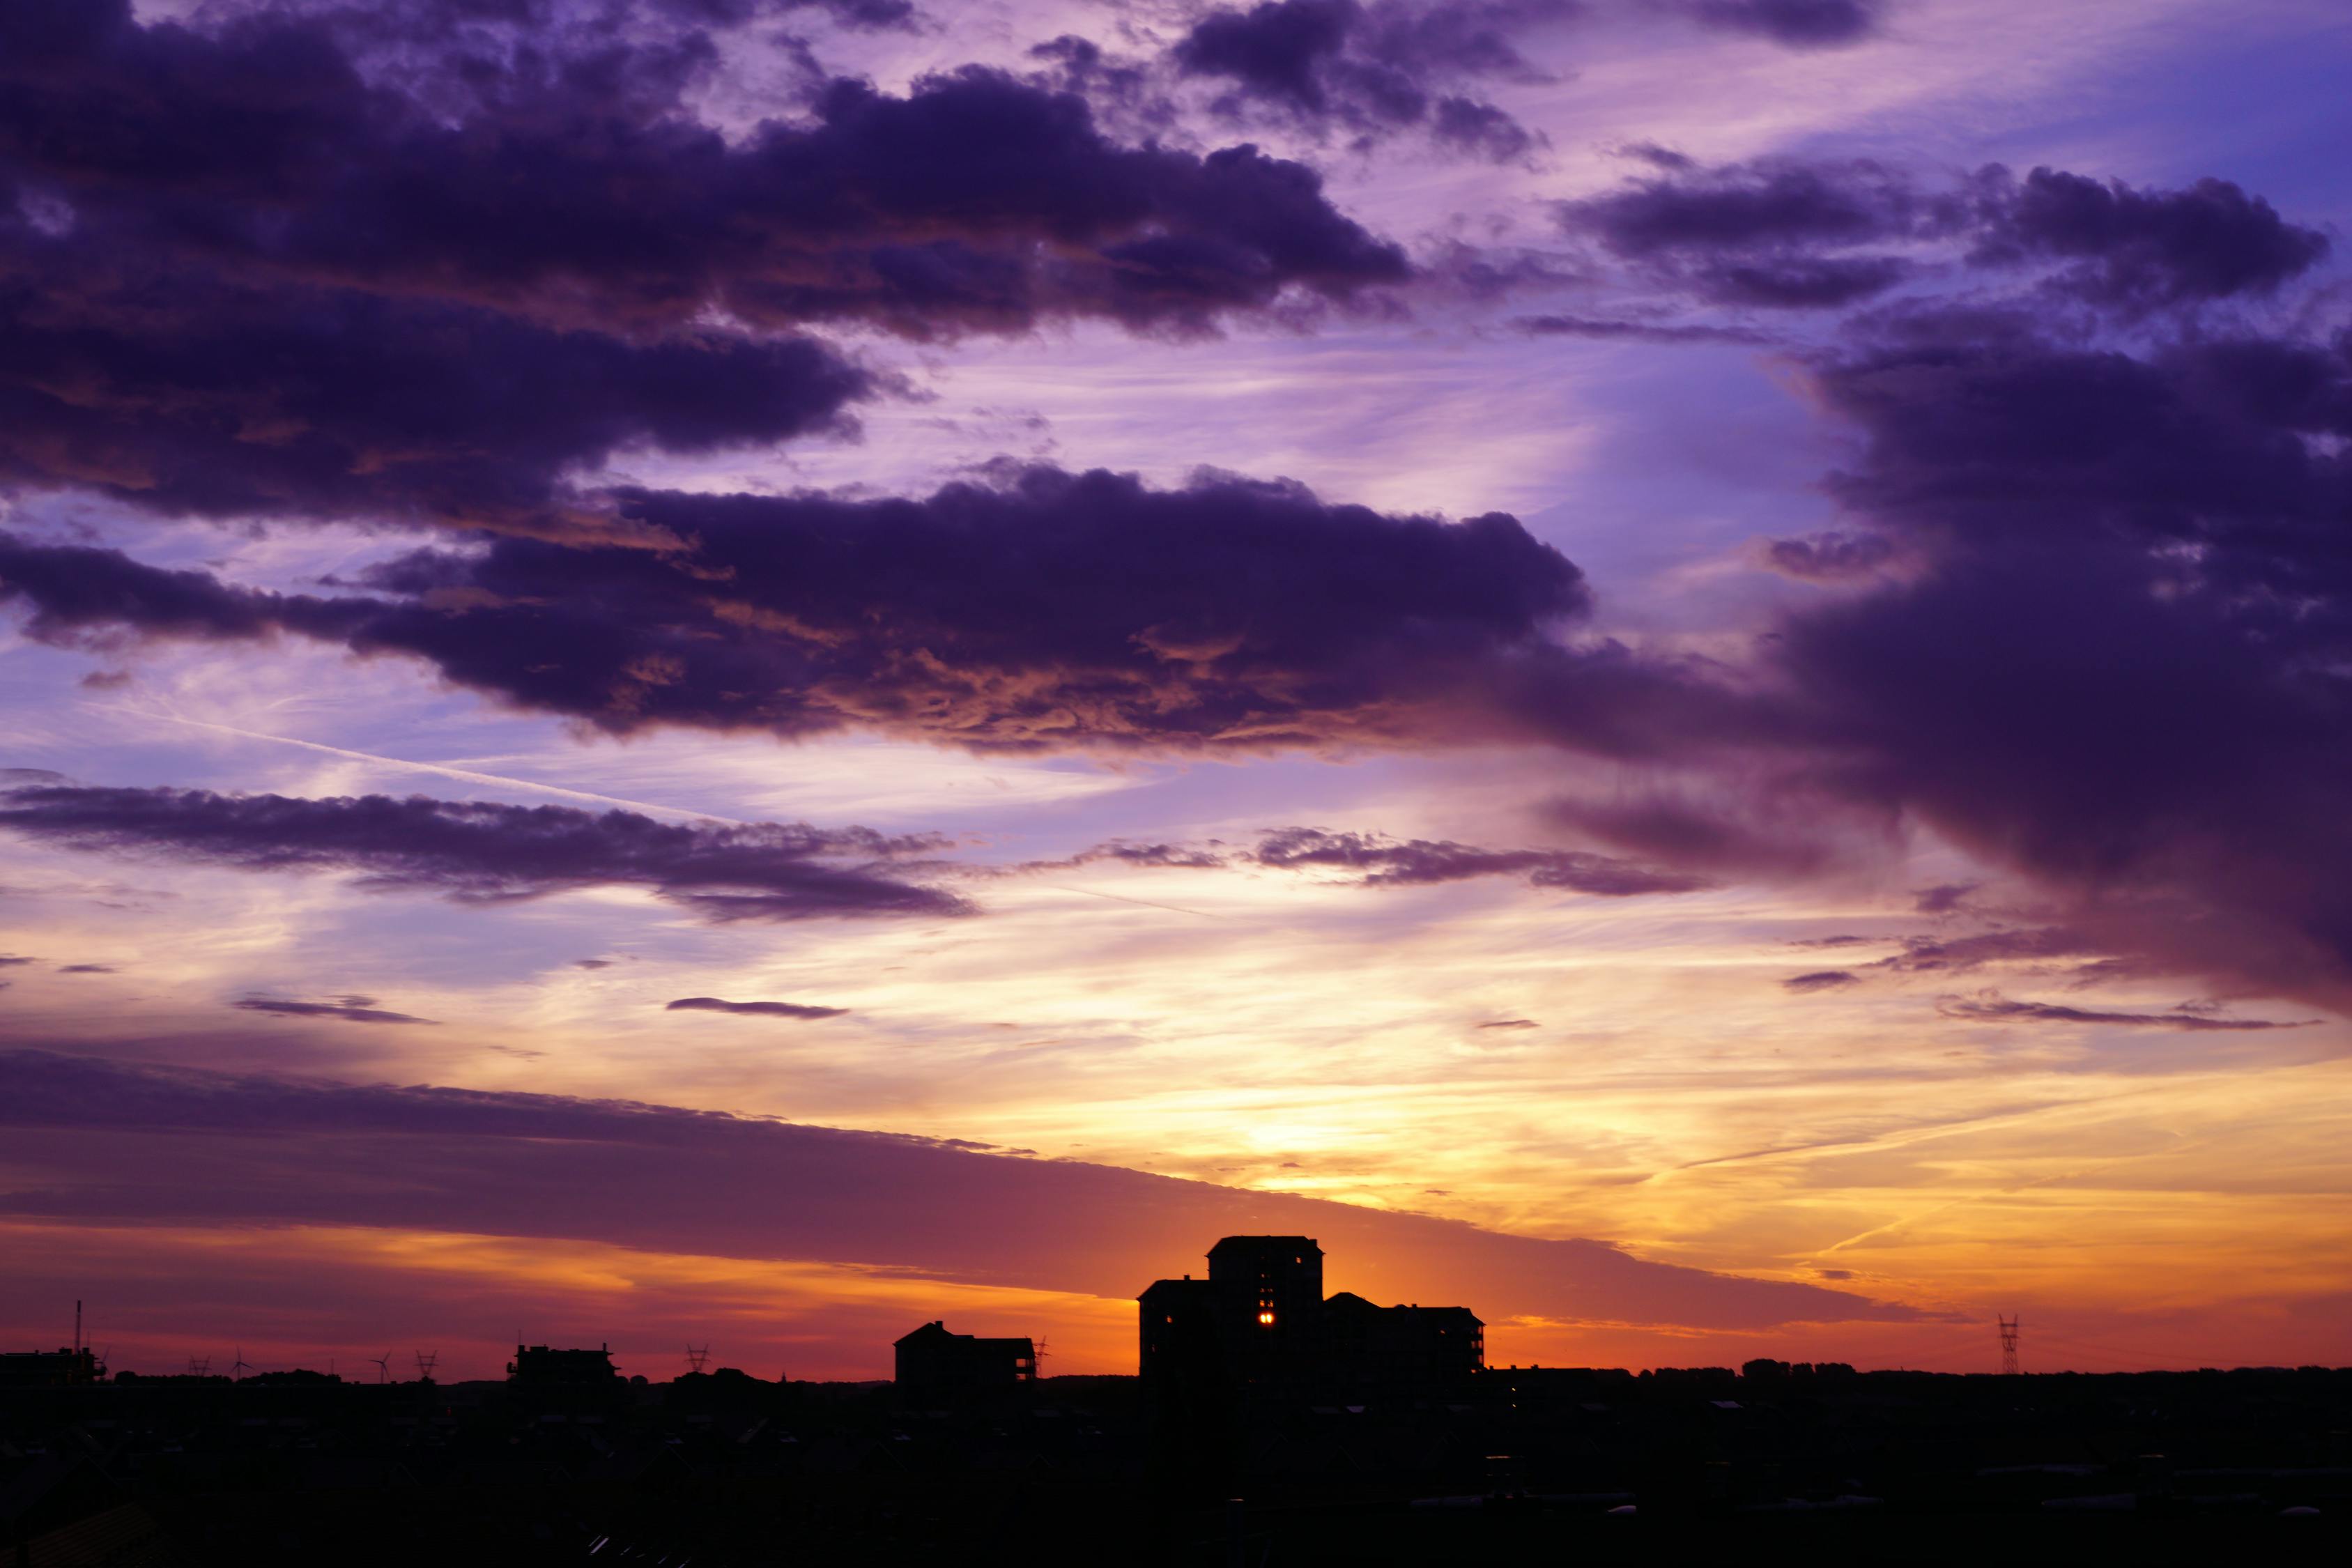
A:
507;1344;619;1385
893;1321;1036;1392
1321;1293;1483;1383
1139;1236;1482;1394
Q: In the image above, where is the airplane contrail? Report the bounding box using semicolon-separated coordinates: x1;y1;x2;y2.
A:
77;704;747;824
1033;884;1225;920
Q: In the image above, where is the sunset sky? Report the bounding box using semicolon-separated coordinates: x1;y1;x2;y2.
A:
4;0;2351;1383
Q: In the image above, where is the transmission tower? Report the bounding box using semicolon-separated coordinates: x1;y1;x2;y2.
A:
685;1344;710;1375
1997;1315;2020;1376
414;1348;439;1382
187;1355;210;1377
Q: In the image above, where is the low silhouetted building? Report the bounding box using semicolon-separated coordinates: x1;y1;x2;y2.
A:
1139;1236;1482;1395
893;1321;1036;1392
507;1344;619;1384
0;1348;105;1388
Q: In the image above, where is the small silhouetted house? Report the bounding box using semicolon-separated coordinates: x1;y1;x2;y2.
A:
507;1344;619;1384
893;1322;1036;1391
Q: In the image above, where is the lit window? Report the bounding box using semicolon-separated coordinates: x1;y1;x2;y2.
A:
1257;1311;1276;1325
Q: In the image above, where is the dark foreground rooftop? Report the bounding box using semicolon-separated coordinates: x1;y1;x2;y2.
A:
3;1365;2347;1564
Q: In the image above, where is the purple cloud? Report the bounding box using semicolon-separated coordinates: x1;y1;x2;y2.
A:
1935;992;2310;1031
1771;309;2352;1001
1171;1;1572;162
233;997;437;1026
1910;882;1978;915
665;997;850;1020
0;1050;1921;1330
0;4;1404;342
1558;156;2326;313
1976;167;2332;309
1250;827;1714;894
1017;828;1704;898
3;468;1735;759
0;782;970;924
0;1;1411;538
1762;530;1900;581
1782;970;1860;993
1686;1;1882;49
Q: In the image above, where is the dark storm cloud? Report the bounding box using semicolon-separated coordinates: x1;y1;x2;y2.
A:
1562;157;1930;259
3;467;1736;759
0;1050;1919;1330
233;997;438;1026
0;783;969;924
1250;827;1712;894
1935;994;2311;1031
0;3;1405;341
1767;307;2352;1002
0;0;1408;534
1558;157;2326;312
1700;254;1911;307
1684;1;1882;48
1974;167;2332;309
0;535;369;648
1171;1;1574;162
0;274;868;535
665;997;850;1019
1781;970;1859;992
1523;137;2352;1015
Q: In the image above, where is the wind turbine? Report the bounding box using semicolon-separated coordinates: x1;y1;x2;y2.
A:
229;1346;253;1382
368;1353;393;1385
